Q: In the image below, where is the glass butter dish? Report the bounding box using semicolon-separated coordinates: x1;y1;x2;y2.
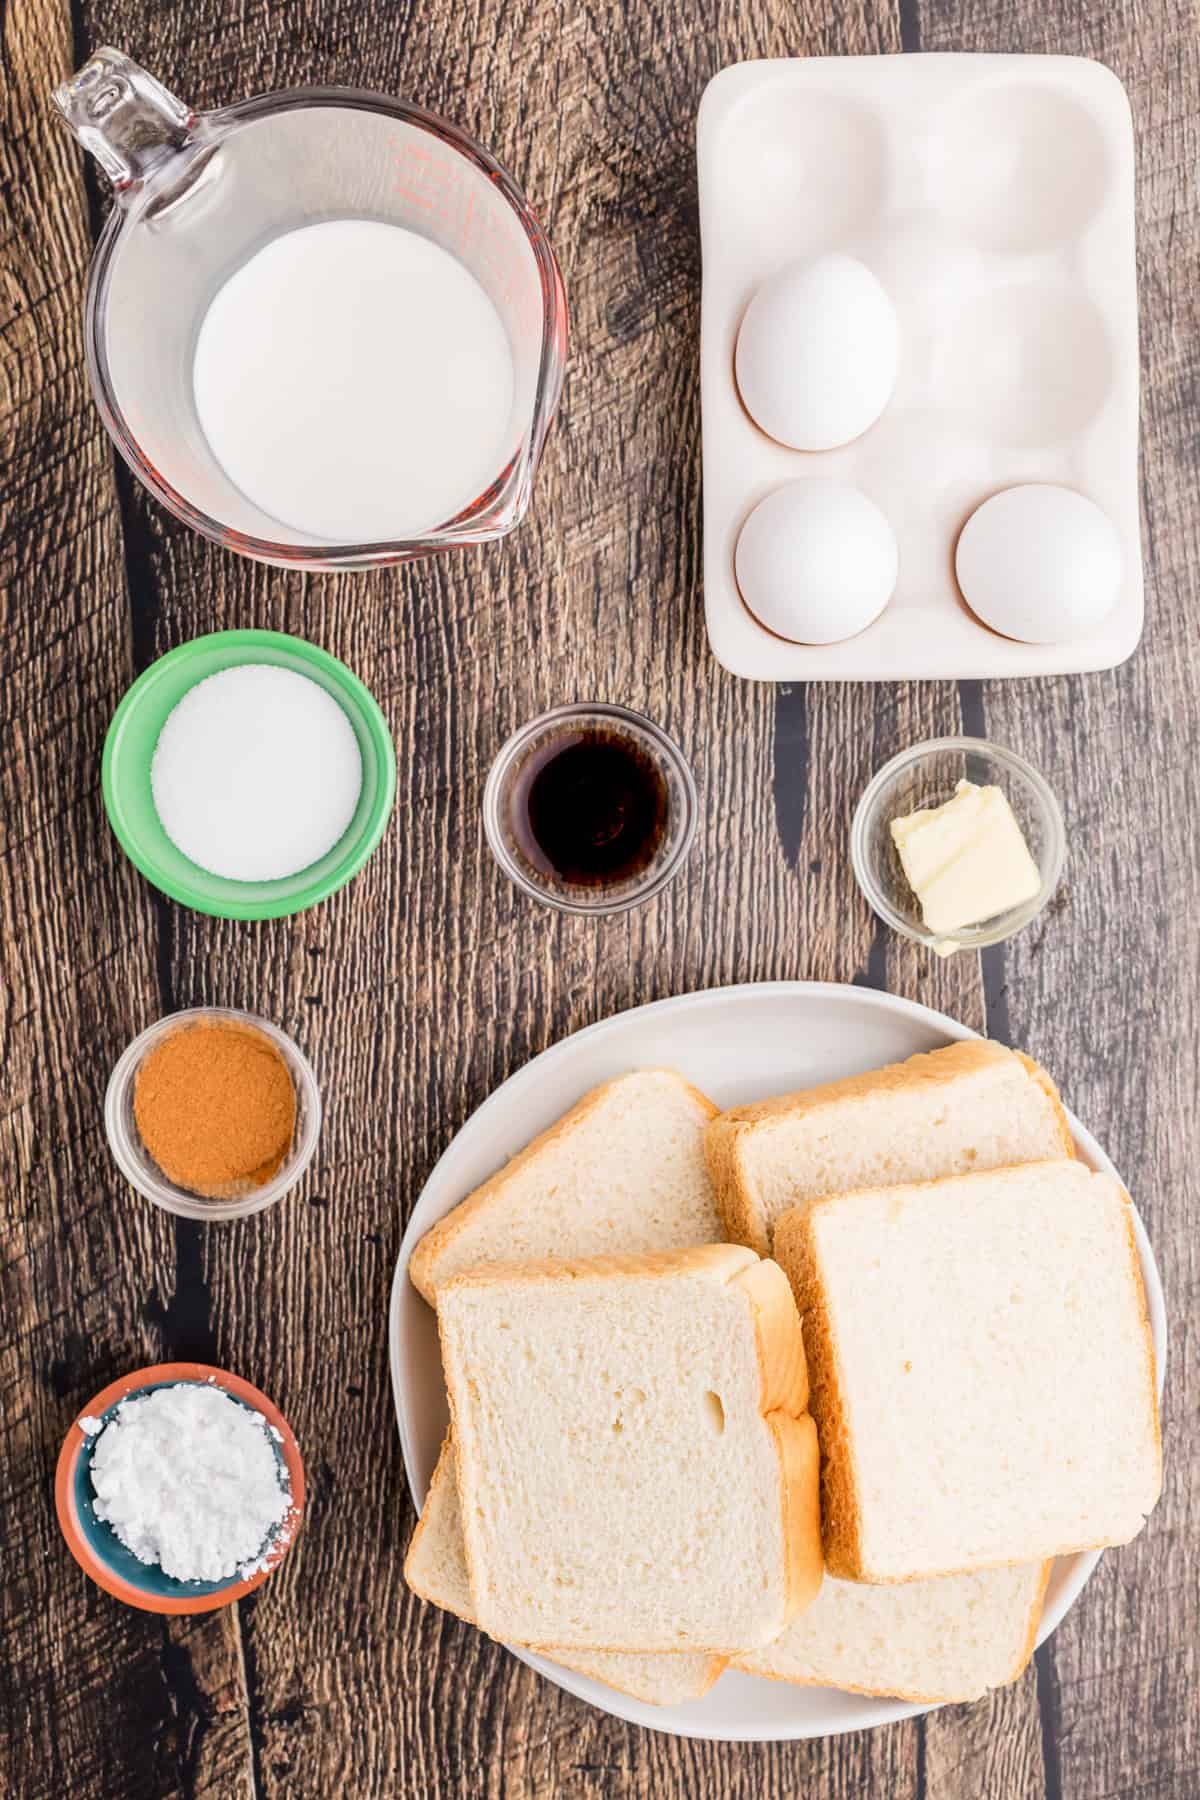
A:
851;737;1065;955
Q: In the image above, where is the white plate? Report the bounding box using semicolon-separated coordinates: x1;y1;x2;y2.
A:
697;56;1143;680
389;982;1166;1742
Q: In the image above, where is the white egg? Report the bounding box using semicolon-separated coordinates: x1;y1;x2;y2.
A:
956;485;1122;644
735;481;898;645
735;254;899;451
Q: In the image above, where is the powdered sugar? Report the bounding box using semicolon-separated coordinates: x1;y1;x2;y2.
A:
86;1383;292;1582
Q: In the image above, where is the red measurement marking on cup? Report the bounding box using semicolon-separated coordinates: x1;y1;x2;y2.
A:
387;134;521;304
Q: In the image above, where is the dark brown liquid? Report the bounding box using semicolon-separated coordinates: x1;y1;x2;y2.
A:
508;727;670;889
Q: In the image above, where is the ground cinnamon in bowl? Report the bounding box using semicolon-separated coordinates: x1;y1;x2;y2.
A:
133;1018;297;1200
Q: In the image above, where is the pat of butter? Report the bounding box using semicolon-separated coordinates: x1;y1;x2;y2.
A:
890;780;1041;942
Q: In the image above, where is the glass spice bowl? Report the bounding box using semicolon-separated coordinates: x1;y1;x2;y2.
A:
105;1007;322;1221
850;736;1066;955
482;702;699;916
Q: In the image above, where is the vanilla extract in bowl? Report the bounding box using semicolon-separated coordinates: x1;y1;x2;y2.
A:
512;729;668;887
483;704;698;915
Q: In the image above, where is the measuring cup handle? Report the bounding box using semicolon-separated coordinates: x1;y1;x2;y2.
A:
53;49;194;193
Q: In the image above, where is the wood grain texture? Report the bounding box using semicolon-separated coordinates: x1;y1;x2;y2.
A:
916;4;1200;1799
0;2;257;1797
1;0;1194;1794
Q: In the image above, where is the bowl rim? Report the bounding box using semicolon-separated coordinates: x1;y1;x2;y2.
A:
481;701;699;916
101;628;397;920
104;1006;322;1221
850;734;1066;951
55;1361;305;1614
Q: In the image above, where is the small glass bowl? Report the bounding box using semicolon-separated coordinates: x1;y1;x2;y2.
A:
851;736;1065;954
482;702;699;916
105;1007;322;1221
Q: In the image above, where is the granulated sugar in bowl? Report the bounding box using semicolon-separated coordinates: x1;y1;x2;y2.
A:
151;663;363;882
101;629;397;921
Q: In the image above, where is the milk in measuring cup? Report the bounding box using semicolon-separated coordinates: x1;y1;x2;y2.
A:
193;220;516;543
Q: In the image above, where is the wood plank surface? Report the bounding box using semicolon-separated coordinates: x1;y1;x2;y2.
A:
0;3;262;1794
917;5;1200;1800
1;0;1194;1792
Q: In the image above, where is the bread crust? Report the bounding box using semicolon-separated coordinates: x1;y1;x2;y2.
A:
557;1652;725;1707
441;1244;820;1653
1008;1561;1054;1683
771;1412;824;1625
729;1664;983;1705
403;1434;476;1624
730;1663;1008;1705
440;1240;758;1298
1119;1201;1164;1507
1013;1052;1077;1160
703;1103;769;1254
732;1257;822;1623
705;1040;1070;1255
773;1205;864;1579
410;1069;719;1304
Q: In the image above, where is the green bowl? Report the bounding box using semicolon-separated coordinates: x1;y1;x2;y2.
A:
102;630;397;920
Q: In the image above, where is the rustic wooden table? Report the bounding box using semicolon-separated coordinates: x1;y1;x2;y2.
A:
3;0;1197;1794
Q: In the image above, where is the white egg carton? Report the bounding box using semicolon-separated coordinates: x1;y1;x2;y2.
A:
697;54;1143;681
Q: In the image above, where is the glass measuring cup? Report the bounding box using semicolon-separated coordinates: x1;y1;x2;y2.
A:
53;50;568;569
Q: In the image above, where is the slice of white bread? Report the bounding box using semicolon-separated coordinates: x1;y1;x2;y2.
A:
410;1070;721;1303
405;1435;725;1705
705;1040;1074;1254
775;1161;1162;1581
439;1244;823;1652
733;1562;1051;1703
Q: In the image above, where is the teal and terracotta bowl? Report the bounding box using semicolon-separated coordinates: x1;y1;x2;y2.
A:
102;629;397;920
55;1362;305;1614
